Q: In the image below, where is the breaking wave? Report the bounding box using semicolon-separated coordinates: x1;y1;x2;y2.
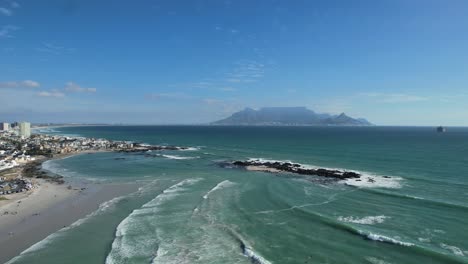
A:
338;215;388;225
440;243;465;256
359;231;414;247
178;147;201;151
225;227;272;264
105;178;203;264
160;154;199;160
203;180;236;199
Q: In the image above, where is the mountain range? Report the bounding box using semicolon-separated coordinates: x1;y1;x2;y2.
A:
212;107;373;126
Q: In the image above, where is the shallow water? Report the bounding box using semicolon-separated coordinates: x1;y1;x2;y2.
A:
12;126;468;263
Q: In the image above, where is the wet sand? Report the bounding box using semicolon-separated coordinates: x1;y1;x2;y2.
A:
0;179;140;263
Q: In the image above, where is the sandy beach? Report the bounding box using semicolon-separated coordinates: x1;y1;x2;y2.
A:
0;175;140;263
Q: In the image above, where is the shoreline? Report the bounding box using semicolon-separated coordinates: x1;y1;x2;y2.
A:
0;129;193;263
0;178;141;264
0;150;139;263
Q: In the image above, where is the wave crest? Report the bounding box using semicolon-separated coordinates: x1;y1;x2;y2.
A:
338;215;388;225
203;180;236;199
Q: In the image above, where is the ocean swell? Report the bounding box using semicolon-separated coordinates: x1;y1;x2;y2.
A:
105;178;203;264
160;154;199;160
359;231;414;247
202;180;236;199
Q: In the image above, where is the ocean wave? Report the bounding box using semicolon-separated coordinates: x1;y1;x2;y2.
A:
338;215;388;225
243;247;272;264
359;231;414;247
160;154;199;160
203;180;236;199
365;256;392;264
106;178;203;264
178;146;201;151
418;237;431;243
224;227;272;264
440;243;465;257
247;157;402;189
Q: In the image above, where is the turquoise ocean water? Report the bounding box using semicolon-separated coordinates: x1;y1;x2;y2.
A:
8;126;468;264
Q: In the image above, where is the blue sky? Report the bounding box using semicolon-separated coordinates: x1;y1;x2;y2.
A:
1;0;468;125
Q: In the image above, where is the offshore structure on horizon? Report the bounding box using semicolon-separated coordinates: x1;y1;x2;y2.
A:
436;126;446;133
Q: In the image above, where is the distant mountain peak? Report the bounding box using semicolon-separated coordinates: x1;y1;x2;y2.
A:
211;107;373;126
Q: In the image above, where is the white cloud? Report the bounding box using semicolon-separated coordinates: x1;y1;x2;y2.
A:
21;80;40;88
37;91;65;98
225;60;265;83
360;93;429;103
0;7;12;16
64;82;96;93
10;1;20;8
36;42;75;55
0;25;19;38
0;80;40;88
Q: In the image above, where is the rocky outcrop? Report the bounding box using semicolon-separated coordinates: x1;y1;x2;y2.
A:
231;160;361;180
117;145;190;153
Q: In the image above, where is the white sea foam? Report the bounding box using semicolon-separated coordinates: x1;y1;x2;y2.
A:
365;256;392;264
203;180;236;199
360;231;414;247
243;247;272;264
418;237;431;243
338;215;388;225
247;158;402;189
179;147;201;151
440;243;465;256
160;154;199;160
342;174;402;189
106;178;203;264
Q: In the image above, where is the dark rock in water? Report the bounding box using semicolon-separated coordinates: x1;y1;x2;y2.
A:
114;157;126;160
118;144;190;153
343;171;360;178
229;160;361;180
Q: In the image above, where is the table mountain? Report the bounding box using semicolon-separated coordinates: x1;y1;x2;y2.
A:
212;107;373;126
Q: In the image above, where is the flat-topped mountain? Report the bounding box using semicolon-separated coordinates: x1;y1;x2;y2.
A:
212;107;373;126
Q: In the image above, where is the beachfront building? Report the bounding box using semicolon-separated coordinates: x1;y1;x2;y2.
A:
0;123;9;131
19;122;31;138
